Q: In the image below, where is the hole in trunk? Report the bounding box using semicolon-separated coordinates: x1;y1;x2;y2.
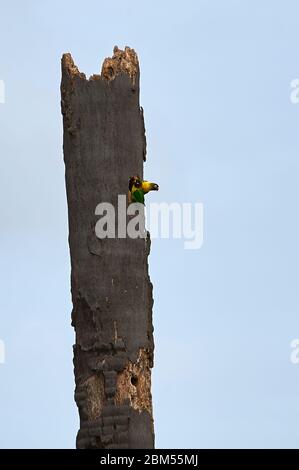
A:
131;375;138;387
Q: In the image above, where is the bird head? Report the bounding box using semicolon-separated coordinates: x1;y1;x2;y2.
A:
129;175;142;192
129;175;159;194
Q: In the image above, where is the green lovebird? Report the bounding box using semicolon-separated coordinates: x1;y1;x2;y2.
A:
128;175;159;205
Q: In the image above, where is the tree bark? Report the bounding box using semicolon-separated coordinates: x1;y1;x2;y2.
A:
61;46;154;449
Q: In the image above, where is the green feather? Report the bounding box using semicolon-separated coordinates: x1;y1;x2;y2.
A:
131;189;145;205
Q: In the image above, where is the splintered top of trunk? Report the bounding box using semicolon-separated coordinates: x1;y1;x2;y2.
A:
61;46;139;84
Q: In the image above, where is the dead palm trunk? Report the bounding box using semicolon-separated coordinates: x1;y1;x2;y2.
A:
61;46;154;449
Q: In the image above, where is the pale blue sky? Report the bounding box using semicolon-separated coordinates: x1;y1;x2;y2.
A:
1;0;299;448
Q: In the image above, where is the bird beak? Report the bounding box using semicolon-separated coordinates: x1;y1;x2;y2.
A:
141;181;159;193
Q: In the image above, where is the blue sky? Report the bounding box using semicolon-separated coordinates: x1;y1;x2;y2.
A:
1;0;299;448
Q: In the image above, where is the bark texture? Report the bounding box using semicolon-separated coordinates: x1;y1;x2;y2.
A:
61;46;154;449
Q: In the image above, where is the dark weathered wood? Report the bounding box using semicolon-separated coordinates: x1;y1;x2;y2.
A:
61;47;154;449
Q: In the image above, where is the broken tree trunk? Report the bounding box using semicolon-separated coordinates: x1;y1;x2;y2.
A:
61;46;154;449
